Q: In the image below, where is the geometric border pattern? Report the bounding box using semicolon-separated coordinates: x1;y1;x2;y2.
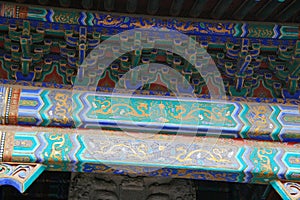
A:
0;2;299;40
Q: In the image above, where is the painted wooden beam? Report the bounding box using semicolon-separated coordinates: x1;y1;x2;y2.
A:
0;2;299;39
0;84;300;142
0;125;299;184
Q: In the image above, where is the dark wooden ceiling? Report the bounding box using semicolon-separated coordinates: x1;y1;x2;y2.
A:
8;0;300;23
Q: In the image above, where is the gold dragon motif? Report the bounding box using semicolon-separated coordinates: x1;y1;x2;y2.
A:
169;104;231;123
253;148;274;180
248;105;271;136
53;93;72;125
92;99;149;117
173;146;231;163
49;133;67;162
92;142;149;160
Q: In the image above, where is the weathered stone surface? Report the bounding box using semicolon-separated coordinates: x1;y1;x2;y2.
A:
68;173;196;200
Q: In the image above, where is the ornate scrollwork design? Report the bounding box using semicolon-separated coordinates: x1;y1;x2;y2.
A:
283;182;300;199
0;162;45;193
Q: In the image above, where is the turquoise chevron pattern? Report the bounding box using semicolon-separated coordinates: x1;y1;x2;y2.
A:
0;125;299;184
1;85;300;142
0;2;299;40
